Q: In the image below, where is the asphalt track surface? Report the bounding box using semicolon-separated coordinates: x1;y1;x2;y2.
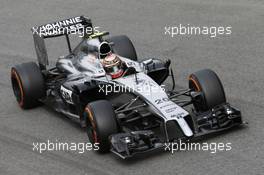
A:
0;0;264;174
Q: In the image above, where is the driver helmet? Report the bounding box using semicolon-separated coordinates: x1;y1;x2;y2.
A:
101;53;124;79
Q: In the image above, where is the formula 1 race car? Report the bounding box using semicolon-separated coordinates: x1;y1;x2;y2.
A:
11;16;243;159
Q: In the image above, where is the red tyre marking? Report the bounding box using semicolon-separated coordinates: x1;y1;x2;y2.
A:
11;69;24;107
85;106;99;143
189;76;201;92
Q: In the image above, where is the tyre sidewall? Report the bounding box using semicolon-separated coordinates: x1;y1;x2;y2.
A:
189;69;226;111
85;100;118;152
11;62;45;109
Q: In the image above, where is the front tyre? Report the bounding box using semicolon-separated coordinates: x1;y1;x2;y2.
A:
189;69;226;112
84;100;118;153
11;62;46;109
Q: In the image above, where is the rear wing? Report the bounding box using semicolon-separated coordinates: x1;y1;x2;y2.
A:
31;16;93;69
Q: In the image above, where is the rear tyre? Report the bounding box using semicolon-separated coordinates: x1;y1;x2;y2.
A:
84;100;118;153
107;35;138;61
189;69;226;112
11;62;46;109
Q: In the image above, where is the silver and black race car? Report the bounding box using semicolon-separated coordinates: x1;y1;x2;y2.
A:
11;16;243;159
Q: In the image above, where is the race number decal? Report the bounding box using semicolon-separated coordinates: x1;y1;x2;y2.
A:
154;97;170;105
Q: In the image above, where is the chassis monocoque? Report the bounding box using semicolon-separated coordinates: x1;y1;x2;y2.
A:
11;16;243;159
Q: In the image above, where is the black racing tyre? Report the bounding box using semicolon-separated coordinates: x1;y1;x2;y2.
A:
84;100;118;153
189;69;226;112
11;62;46;109
107;35;138;61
